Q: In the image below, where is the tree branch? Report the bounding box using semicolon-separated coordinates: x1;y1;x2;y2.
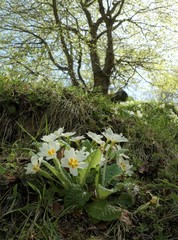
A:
51;0;79;86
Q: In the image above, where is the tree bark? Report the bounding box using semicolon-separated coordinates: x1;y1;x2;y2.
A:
93;72;110;94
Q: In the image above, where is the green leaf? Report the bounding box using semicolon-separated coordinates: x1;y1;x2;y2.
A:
104;163;122;186
109;148;128;160
96;184;116;199
85;200;121;221
135;202;150;213
42;160;71;189
64;185;91;209
0;164;6;174
81;139;93;152
118;192;134;208
114;182;125;192
27;181;42;201
79;149;102;186
42;160;60;179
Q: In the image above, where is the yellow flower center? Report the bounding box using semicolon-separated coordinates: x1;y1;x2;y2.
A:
33;164;40;172
120;162;126;171
48;148;55;156
68;158;79;169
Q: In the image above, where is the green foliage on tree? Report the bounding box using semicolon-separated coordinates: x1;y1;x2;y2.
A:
151;65;178;101
0;0;178;94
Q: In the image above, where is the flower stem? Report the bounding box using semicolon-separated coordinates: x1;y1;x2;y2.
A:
101;158;107;187
53;158;72;188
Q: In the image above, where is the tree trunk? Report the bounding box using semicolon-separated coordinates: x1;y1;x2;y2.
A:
93;72;110;95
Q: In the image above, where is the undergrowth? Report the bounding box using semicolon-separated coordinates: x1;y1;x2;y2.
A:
0;77;178;240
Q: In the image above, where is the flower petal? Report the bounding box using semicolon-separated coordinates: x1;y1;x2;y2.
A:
78;162;88;169
70;168;78;176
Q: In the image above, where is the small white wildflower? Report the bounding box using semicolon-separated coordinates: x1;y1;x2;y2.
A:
117;157;133;176
38;141;60;160
76;146;89;157
136;110;143;118
127;111;135;115
61;131;76;137
61;148;88;176
102;128;128;143
70;136;85;142
41;133;57;142
25;155;43;174
87;131;105;145
53;127;64;137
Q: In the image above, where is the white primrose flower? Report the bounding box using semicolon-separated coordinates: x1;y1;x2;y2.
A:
41;133;58;142
87;131;105;145
127;111;135;115
70;135;85;142
61;131;76;137
102;128;128;143
117;157;133;176
53;127;64;137
76;146;90;157
61;148;88;176
38;141;60;160
25;155;43;174
136;110;143;118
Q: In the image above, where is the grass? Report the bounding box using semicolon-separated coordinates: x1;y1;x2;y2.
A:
0;77;178;239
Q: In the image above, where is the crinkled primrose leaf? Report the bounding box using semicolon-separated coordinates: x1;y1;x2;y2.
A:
103;163;122;186
64;185;91;209
79;149;102;186
85;200;122;221
96;184;117;200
